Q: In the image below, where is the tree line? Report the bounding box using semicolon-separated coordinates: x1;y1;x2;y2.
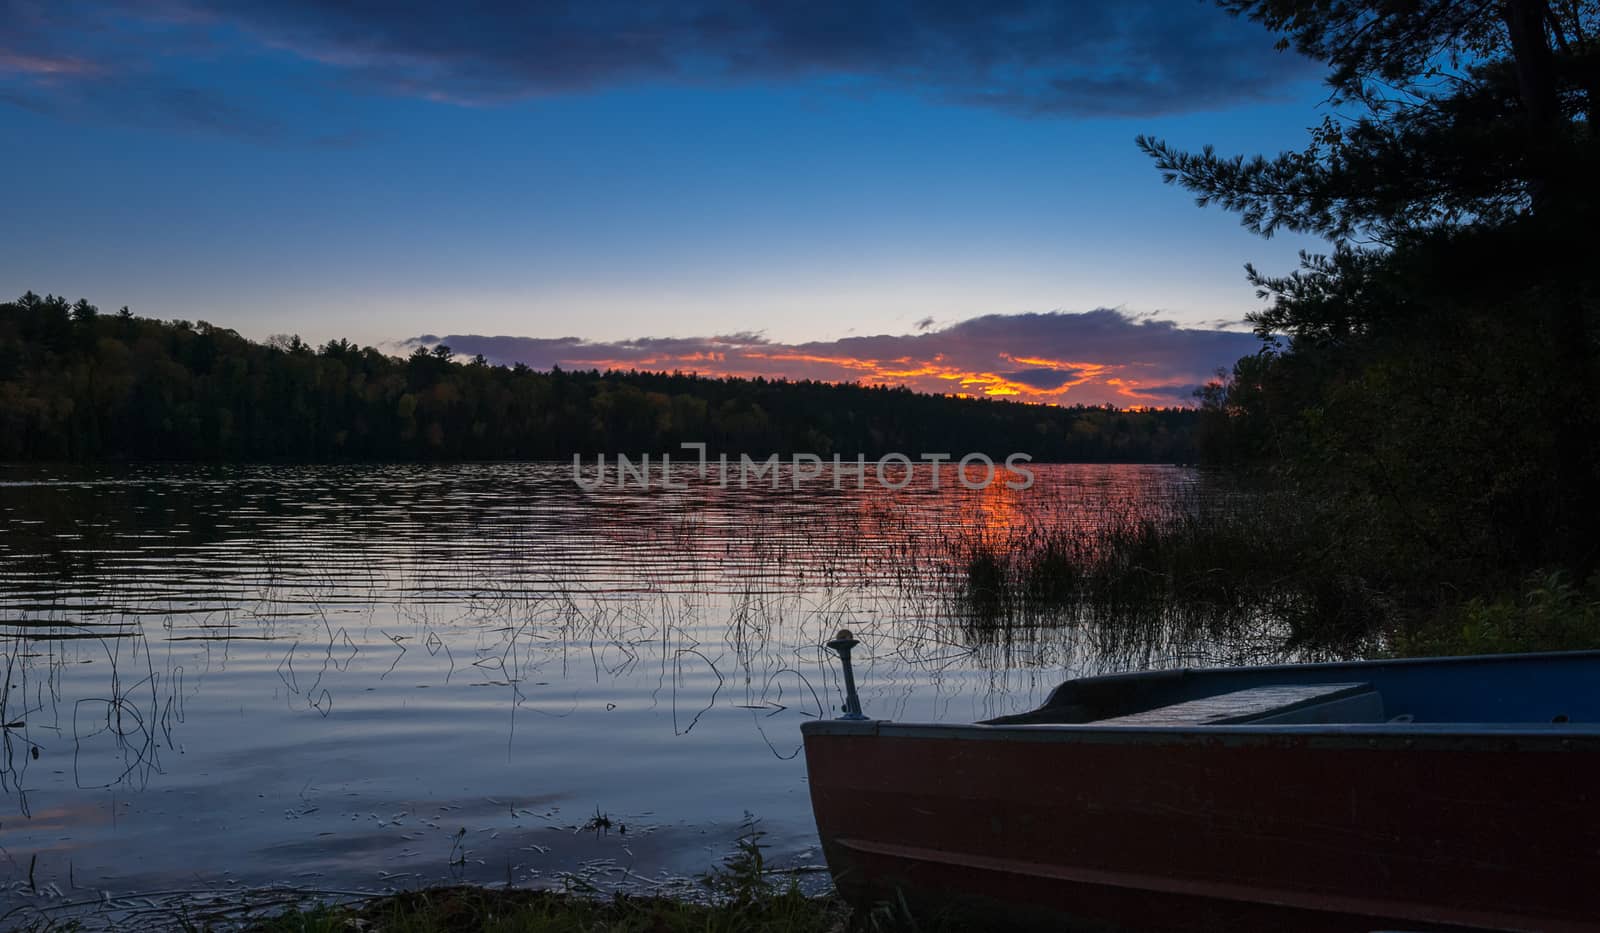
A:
0;293;1197;463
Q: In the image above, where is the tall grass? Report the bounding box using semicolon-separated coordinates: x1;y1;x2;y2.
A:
950;484;1600;660
951;490;1392;657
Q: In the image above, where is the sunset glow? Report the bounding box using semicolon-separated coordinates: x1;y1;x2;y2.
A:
409;309;1256;408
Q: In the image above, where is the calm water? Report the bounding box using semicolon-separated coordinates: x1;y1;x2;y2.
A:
0;463;1292;916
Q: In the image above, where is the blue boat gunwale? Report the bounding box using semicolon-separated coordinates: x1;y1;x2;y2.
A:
801;649;1600;745
1034;646;1600;695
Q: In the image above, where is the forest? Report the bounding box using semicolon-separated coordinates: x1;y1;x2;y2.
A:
0;293;1197;463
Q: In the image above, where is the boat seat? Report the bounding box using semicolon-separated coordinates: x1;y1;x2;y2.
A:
1094;682;1383;726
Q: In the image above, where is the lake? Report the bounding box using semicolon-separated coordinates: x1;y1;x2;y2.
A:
0;462;1296;917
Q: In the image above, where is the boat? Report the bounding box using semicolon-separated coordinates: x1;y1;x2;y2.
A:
801;633;1600;932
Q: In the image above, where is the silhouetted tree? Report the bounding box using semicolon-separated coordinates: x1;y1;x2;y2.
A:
1147;0;1599;586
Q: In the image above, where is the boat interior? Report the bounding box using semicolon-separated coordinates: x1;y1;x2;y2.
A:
981;650;1600;727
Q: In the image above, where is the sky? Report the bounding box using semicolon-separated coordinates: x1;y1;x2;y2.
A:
1;0;1333;407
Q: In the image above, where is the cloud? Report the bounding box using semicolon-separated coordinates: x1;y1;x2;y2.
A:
1;2;295;138
3;0;1321;135
0;50;102;77
999;367;1091;390
405;307;1258;408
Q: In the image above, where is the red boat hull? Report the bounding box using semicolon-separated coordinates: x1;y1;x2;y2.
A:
803;723;1600;932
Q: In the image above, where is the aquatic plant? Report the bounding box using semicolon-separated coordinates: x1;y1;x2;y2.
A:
948;487;1387;660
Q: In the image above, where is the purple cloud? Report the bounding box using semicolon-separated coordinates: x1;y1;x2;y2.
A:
406;308;1257;407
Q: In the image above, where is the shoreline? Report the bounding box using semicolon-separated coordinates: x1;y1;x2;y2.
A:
6;880;858;933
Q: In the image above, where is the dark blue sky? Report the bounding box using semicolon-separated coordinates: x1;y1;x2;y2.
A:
2;1;1330;405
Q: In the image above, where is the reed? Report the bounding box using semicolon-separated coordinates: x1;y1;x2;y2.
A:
949;489;1390;658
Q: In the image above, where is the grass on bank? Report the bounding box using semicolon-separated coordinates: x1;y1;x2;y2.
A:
1392;571;1600;657
252;886;847;933
253;827;850;933
11;826;942;933
248;827;939;933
